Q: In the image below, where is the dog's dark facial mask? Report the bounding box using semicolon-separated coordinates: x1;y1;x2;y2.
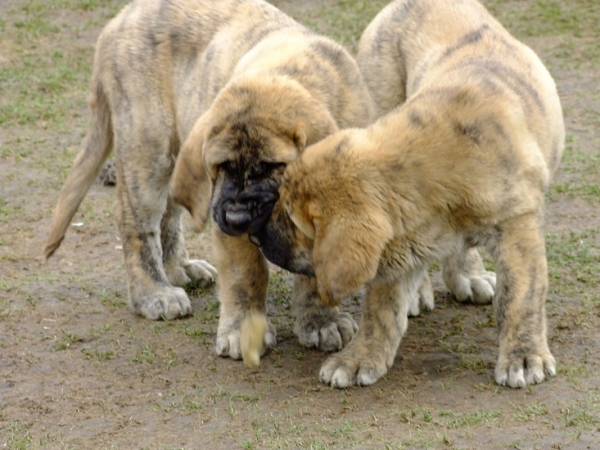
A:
249;198;315;277
207;122;291;236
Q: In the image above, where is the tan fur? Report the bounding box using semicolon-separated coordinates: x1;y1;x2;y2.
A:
257;0;563;388
45;0;375;364
172;24;376;364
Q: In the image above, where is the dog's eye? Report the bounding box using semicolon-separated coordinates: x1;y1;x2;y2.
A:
219;161;233;173
260;162;286;173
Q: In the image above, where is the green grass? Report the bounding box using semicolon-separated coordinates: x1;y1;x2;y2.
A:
483;0;600;69
552;135;600;202
0;0;127;128
546;227;600;294
131;344;156;364
2;421;33;450
271;0;389;50
484;0;600;38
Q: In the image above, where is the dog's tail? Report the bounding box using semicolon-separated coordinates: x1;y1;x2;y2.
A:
240;311;268;368
45;77;113;259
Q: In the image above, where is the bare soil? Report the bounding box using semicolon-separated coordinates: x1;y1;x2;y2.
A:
1;1;599;449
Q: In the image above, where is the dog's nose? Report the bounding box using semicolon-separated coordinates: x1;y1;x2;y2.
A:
225;209;252;229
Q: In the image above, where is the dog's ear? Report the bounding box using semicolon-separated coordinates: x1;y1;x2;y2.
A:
313;209;393;307
171;113;212;232
292;103;339;151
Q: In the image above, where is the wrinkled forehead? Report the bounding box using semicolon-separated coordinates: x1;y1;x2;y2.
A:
204;121;298;170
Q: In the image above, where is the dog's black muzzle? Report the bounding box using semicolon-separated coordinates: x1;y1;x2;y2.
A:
214;179;279;237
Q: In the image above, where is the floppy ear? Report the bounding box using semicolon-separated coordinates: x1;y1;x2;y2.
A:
292;102;340;151
313;210;393;307
171;114;212;232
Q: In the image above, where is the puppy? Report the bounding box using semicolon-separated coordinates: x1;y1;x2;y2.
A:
46;0;375;362
252;0;564;388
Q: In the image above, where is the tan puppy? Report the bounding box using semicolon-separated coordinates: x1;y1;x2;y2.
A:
252;0;563;388
45;0;374;362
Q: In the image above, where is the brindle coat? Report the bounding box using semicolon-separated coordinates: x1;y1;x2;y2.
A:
45;0;374;362
253;0;563;388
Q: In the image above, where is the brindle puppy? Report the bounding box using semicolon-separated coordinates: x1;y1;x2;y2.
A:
45;0;374;362
252;0;563;388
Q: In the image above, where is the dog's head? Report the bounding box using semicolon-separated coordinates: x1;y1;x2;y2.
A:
171;74;339;236
250;131;394;306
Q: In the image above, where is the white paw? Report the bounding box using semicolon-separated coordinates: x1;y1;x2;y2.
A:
449;272;496;304
495;352;556;388
184;259;217;286
408;278;435;317
135;286;191;320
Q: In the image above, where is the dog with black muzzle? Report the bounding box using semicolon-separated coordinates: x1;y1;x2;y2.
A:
45;0;375;367
252;0;563;388
169;4;378;364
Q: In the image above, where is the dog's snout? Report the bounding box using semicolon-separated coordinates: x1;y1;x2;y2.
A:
225;208;252;229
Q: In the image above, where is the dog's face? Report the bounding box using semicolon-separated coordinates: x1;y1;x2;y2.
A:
204;116;295;237
171;75;339;236
251;131;394;306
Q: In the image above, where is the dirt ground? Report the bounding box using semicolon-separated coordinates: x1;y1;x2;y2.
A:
1;0;599;449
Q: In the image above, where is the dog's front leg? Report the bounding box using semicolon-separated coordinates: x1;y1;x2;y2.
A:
213;228;277;360
319;268;423;388
491;213;556;388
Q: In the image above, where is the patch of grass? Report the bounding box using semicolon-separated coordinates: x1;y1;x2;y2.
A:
131;344;156;364
2;421;33;450
550;134;600;202
0;49;91;127
546;227;600;294
52;330;84;351
564;408;599;430
207;385;265;405
483;0;600;39
97;288;127;311
513;401;551;422
81;347;115;361
272;0;389;50
447;409;503;428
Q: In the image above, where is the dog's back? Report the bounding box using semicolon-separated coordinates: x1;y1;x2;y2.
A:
96;0;300;135
47;0;374;259
358;0;564;177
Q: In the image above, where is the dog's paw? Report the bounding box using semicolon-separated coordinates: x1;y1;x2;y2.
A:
184;259;217;286
319;342;389;388
134;285;192;320
165;259;217;288
443;249;496;305
448;271;496;304
216;314;276;360
294;309;357;352
495;347;556;388
407;272;435;317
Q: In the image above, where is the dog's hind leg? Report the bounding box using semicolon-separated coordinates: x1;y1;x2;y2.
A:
292;274;358;352
110;98;192;320
161;198;217;288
